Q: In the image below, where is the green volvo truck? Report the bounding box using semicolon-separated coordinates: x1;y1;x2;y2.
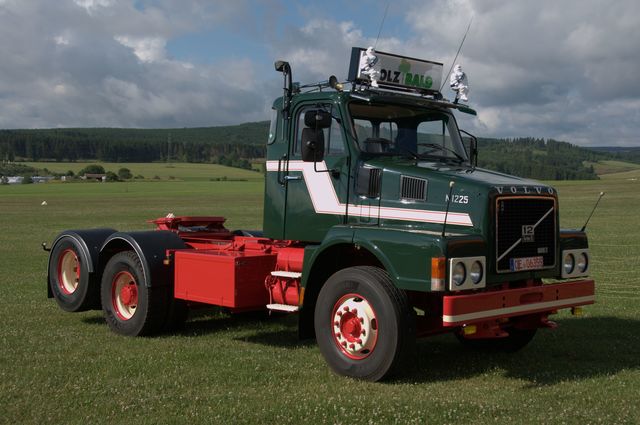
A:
46;47;595;381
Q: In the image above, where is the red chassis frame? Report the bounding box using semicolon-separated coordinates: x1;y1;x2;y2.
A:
152;216;595;336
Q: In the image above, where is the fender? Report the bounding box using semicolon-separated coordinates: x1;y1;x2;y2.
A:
47;228;116;298
100;231;188;288
300;225;355;290
352;226;447;292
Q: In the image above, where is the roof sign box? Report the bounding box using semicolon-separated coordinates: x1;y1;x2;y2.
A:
347;47;443;93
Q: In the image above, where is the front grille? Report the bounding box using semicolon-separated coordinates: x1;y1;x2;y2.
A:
495;197;556;273
400;176;427;201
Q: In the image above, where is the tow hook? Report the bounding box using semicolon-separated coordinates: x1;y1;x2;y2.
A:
41;242;51;252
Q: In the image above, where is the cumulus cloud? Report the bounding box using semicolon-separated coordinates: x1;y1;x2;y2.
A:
114;36;166;63
0;0;269;128
0;0;638;146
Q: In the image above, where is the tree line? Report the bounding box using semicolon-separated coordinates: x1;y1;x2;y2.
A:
0;123;270;169
0;123;635;180
476;137;609;180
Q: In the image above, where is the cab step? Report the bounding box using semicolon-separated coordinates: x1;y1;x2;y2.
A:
266;303;299;312
270;271;302;279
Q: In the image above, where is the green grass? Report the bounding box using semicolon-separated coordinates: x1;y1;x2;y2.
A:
586;160;640;176
22;161;263;182
1;166;639;424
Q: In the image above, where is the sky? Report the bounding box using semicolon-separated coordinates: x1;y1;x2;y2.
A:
0;0;639;147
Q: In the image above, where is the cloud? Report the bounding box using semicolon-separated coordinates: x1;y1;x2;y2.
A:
114;36;166;62
0;0;638;146
0;0;269;128
403;0;640;145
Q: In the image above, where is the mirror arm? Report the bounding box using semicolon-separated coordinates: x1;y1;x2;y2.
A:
311;145;338;176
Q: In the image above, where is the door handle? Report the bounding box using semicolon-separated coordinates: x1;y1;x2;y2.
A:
277;154;287;186
284;175;301;181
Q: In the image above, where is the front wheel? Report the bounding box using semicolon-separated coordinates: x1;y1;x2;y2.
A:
314;266;415;381
101;251;167;336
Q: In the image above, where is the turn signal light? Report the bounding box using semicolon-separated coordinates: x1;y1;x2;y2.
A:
431;257;446;291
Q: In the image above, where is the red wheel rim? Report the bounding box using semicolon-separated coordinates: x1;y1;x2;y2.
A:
111;271;138;320
57;249;80;295
331;293;379;360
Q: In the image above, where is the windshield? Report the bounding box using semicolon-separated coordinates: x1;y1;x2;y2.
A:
348;101;469;163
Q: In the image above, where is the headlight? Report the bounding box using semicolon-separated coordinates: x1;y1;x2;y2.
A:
452;262;466;286
470;261;483;284
563;253;575;275
577;252;588;273
448;256;485;290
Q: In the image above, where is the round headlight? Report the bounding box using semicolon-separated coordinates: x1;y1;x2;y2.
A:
563;253;575;275
452;262;466;286
470;261;483;284
577;252;588;273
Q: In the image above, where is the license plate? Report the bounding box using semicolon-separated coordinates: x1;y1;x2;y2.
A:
510;256;544;272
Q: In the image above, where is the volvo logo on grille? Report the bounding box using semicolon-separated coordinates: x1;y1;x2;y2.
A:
522;225;535;242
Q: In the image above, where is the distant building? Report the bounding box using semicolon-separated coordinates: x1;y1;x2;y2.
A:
6;176;24;184
83;173;106;182
31;176;54;183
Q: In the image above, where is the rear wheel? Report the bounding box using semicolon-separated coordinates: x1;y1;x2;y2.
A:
101;251;166;336
456;327;537;352
314;266;415;381
49;238;98;312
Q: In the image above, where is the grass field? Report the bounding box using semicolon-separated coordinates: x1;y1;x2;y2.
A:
23;161;263;182
1;164;639;424
586;160;640;176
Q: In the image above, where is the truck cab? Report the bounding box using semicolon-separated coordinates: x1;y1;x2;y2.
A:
46;47;595;382
263;48;594;378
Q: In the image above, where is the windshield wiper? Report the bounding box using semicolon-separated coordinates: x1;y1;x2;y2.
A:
417;143;466;163
396;148;421;160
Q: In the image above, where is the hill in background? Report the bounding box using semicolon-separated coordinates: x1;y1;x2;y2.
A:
1;123;637;180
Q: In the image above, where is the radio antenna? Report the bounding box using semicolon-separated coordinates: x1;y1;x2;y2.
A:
374;2;390;49
442;181;455;237
581;192;605;232
440;15;474;92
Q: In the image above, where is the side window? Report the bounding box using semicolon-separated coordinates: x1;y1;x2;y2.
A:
267;108;278;145
327;113;345;155
294;105;345;156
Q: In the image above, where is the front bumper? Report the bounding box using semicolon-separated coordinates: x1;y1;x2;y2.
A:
442;279;595;327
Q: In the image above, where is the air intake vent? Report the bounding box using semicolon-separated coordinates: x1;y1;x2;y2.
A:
400;176;427;201
356;167;382;198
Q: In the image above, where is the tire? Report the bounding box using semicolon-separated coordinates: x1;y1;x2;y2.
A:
101;251;167;336
314;266;415;381
48;237;99;312
455;327;537;352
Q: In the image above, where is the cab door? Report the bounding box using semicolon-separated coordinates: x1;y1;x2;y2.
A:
283;103;351;242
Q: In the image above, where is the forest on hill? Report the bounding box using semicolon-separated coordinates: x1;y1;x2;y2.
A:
0;123;268;169
0;122;634;180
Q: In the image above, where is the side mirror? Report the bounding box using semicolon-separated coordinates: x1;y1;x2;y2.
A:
301;109;331;162
301;128;325;162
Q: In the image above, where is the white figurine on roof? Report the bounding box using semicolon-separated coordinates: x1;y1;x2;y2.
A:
359;46;380;88
449;64;469;103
